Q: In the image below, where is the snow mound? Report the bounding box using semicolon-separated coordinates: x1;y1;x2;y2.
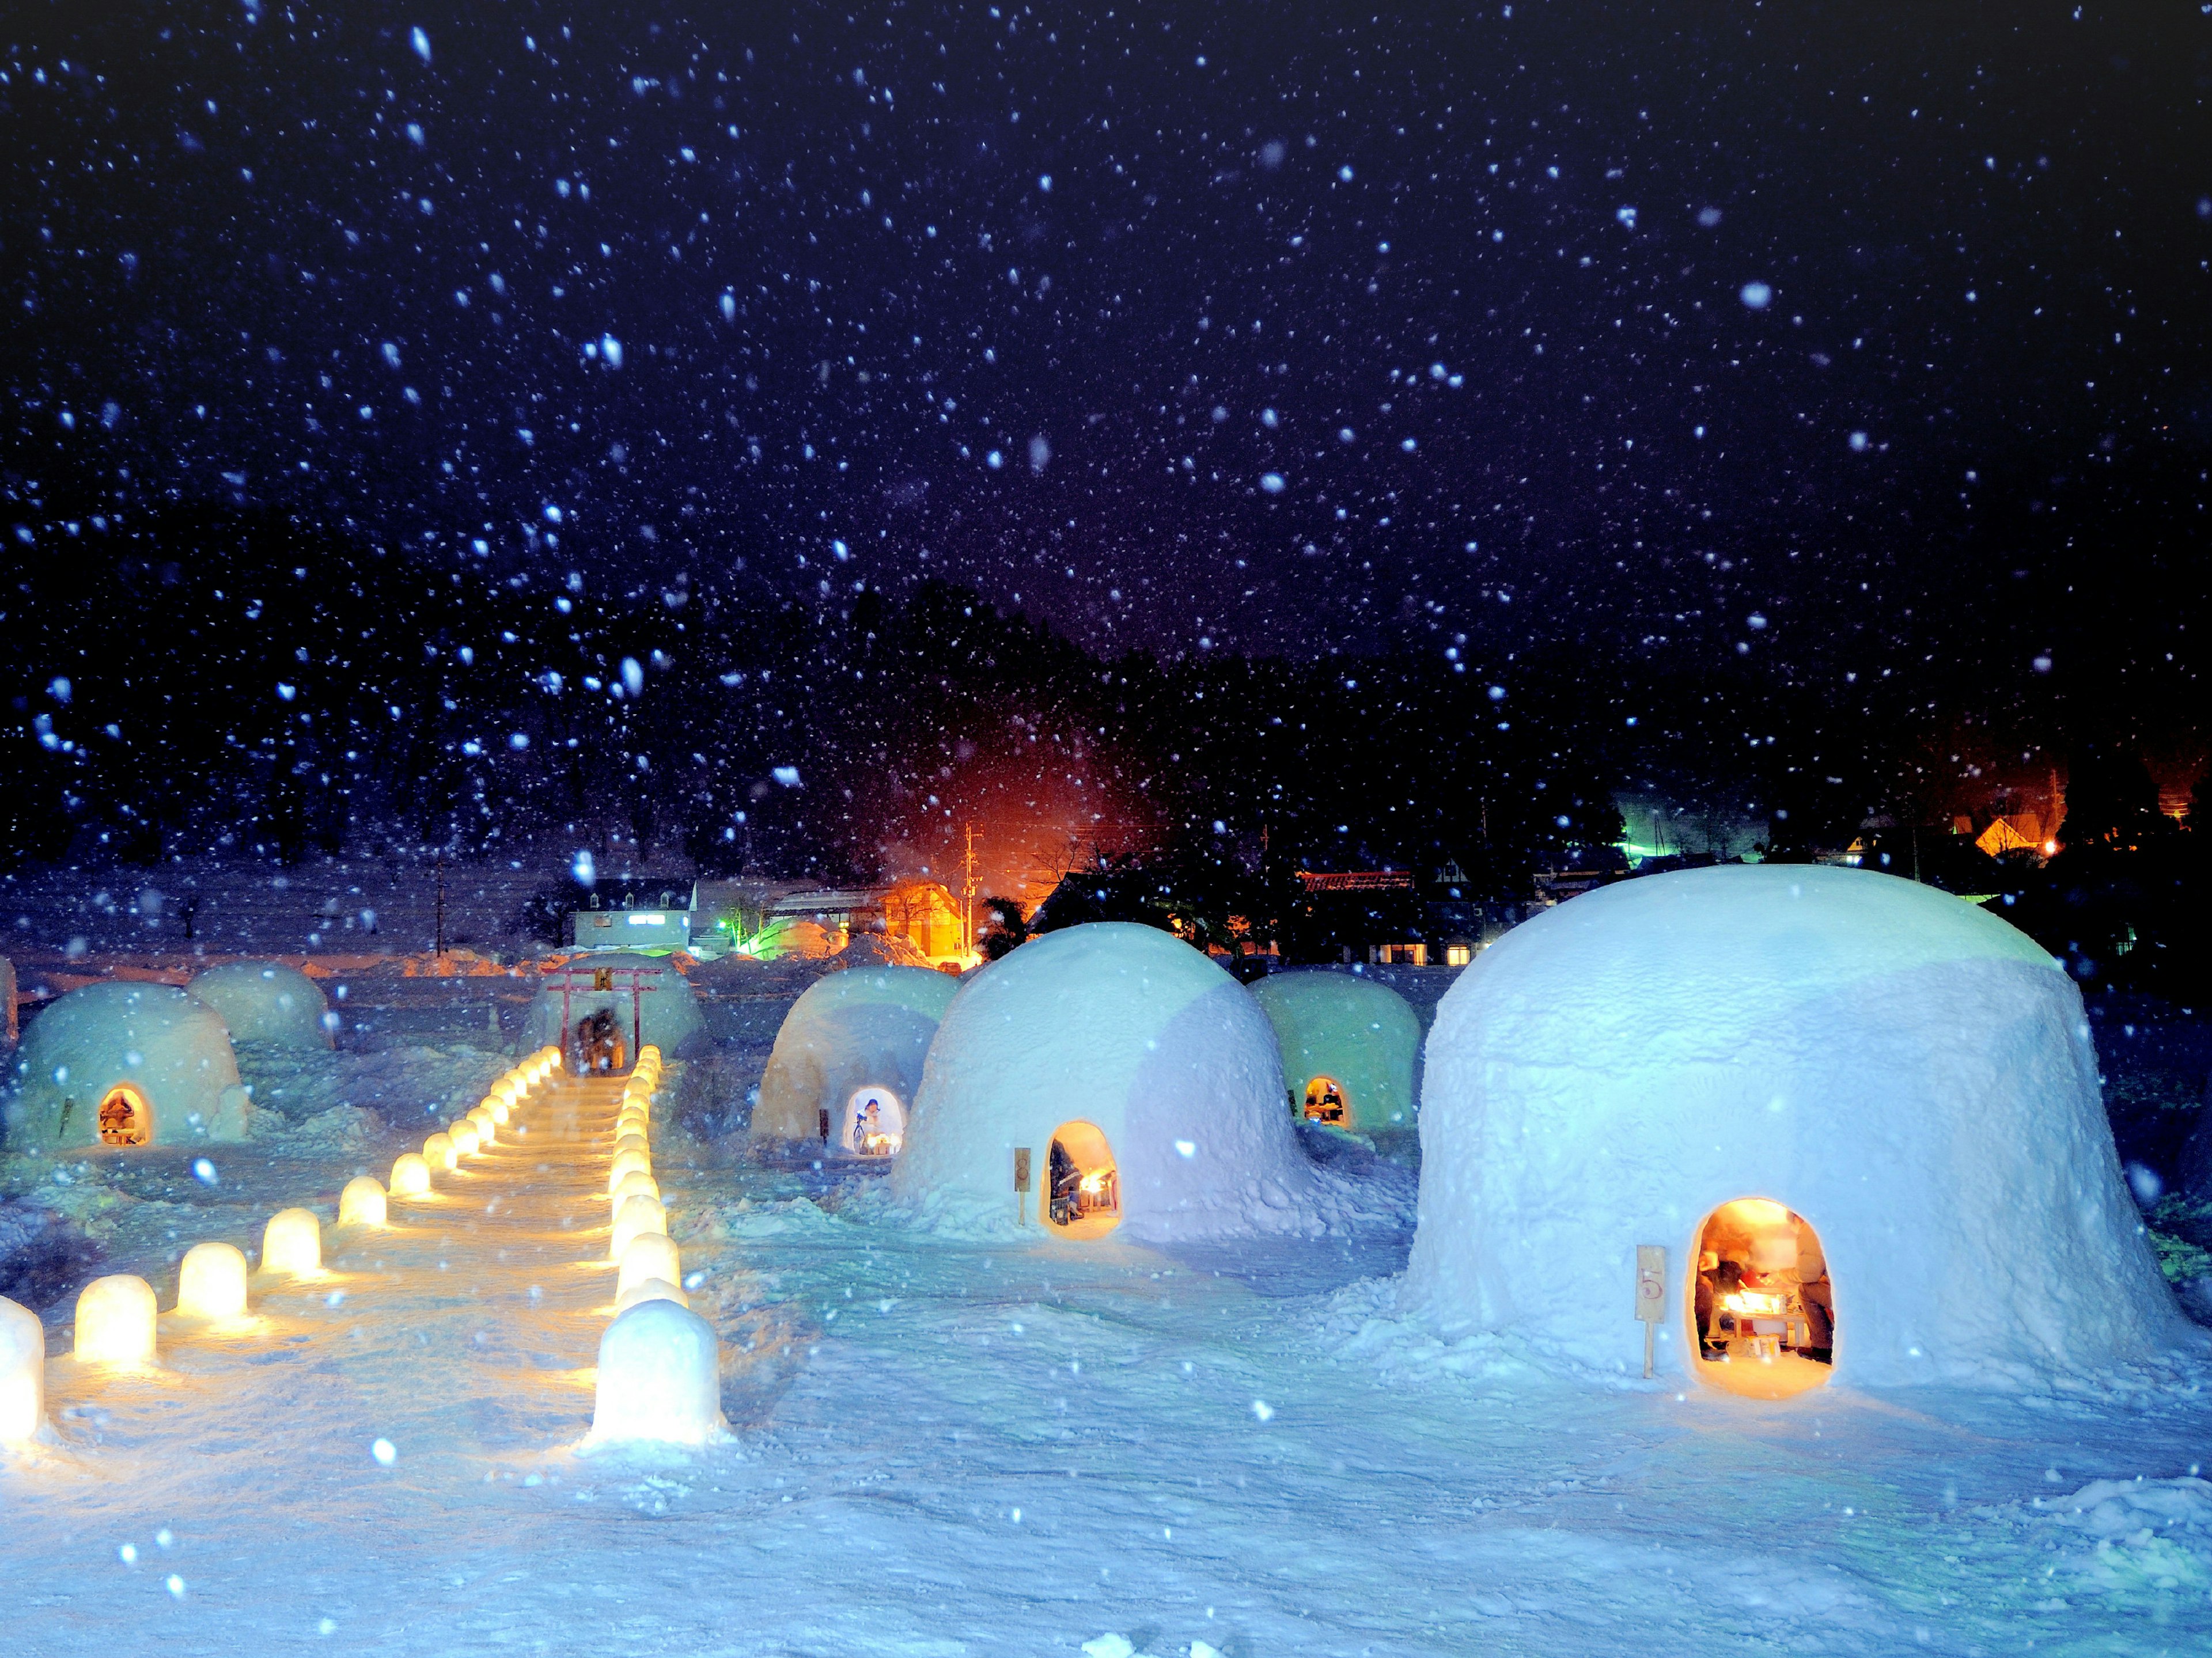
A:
752;967;958;1142
891;923;1327;1242
188;960;332;1049
1406;865;2203;1389
7;981;249;1150
832;932;933;970
1249;969;1422;1134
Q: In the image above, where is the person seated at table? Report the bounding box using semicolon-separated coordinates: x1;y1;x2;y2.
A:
1699;1257;1745;1357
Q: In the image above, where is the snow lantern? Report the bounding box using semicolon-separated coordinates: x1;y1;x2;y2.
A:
175;1242;249;1321
616;1278;687;1314
338;1176;388;1228
74;1274;157;1366
389;1153;432;1198
753;966;960;1152
518;954;703;1065
612;1171;660;1207
617;1234;683;1299
186;961;333;1050
1406;865;2203;1394
610;1194;668;1261
1248;969;1423;1135
608;1149;651;1192
260;1208;321;1277
0;1295;48;1444
449;1121;481;1158
9;982;251;1151
587;1299;725;1446
890;923;1319;1241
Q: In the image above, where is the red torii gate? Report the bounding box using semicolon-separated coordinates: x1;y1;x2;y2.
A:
544;961;665;1073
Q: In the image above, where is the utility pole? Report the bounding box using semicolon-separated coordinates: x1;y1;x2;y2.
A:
434;855;448;957
961;822;979;955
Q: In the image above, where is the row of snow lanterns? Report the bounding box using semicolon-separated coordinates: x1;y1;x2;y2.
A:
0;1050;566;1448
372;1046;563;1212
589;1049;729;1447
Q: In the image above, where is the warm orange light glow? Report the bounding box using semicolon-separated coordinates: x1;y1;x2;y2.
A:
389;1152;432;1198
74;1274;158;1366
609;1194;668;1261
338;1175;388;1227
616;1233;682;1299
0;1296;44;1444
423;1132;457;1172
260;1208;322;1277
176;1242;251;1321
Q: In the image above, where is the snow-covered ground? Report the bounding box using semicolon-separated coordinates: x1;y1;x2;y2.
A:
3;991;2211;1656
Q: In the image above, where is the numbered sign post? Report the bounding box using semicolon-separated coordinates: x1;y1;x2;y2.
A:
1013;1147;1033;1226
1634;1245;1668;1379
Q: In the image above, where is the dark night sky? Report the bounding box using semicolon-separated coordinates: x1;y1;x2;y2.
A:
3;1;2209;690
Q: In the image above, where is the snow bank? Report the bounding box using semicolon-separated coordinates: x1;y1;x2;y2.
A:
518;953;703;1057
751;966;959;1142
188;960;333;1049
1248;969;1422;1135
1404;865;2201;1388
7;981;250;1151
890;923;1322;1241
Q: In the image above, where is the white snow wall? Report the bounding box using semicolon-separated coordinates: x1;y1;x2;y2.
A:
1405;865;2196;1389
752;966;958;1140
892;923;1320;1240
7;982;250;1151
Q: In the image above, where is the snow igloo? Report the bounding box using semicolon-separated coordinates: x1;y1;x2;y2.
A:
188;961;333;1049
518;953;703;1071
1248;969;1422;1135
7;982;251;1152
1405;865;2198;1395
890;923;1319;1240
752;966;960;1152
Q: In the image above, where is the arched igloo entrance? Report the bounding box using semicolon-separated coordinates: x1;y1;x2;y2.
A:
1302;1075;1348;1125
1043;1120;1121;1237
840;1086;906;1156
1688;1198;1834;1399
98;1084;152;1147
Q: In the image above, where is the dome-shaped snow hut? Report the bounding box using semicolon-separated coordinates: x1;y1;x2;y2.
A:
1405;865;2198;1394
1248;970;1422;1136
519;953;703;1071
753;966;960;1152
188;961;333;1049
8;982;251;1151
891;923;1317;1240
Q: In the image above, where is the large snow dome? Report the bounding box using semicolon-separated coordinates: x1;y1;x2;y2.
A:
891;923;1319;1241
753;966;959;1150
1249;970;1422;1136
188;961;333;1049
1405;865;2196;1393
7;982;251;1151
518;953;703;1059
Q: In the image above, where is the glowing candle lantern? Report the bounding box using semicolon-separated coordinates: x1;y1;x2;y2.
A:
587;1299;724;1446
175;1241;250;1321
423;1132;457;1173
612;1170;660;1207
616;1277;688;1314
614;1132;649;1160
617;1233;682;1298
74;1274;158;1366
389;1152;432;1198
1;1295;50;1443
617;1117;649;1144
608;1149;652;1192
609;1193;668;1261
261;1207;322;1277
338;1176;388;1228
449;1122;480;1158
484;1096;513;1126
468;1113;497;1147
